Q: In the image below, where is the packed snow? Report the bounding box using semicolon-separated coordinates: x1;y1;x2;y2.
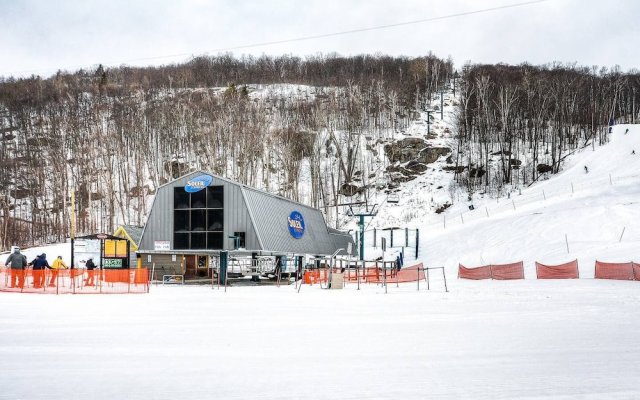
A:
1;125;640;399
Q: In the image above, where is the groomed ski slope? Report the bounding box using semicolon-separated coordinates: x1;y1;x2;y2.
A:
422;124;640;277
1;126;639;399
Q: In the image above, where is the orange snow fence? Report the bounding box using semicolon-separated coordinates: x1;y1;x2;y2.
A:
0;267;150;294
594;261;635;280
458;264;492;280
536;260;579;279
634;263;640;280
489;262;525;280
395;263;426;283
365;263;426;284
458;262;524;280
303;263;426;285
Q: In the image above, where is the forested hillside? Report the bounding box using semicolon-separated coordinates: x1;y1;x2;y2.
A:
0;54;452;248
1;53;639;250
453;63;640;197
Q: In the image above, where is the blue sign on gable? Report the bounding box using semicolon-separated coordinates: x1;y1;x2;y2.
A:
185;175;213;193
288;211;305;239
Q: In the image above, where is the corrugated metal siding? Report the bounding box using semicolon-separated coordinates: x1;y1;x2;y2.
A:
242;187;352;255
224;183;259;250
140;171;258;251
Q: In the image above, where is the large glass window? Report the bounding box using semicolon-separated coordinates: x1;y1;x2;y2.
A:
207;186;224;208
191;233;206;249
174;210;189;232
207;210;224;231
191;189;207;208
207;232;223;249
174;233;189;250
173;186;224;250
174;189;190;209
191;210;206;231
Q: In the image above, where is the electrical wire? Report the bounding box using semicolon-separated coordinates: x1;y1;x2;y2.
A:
2;0;549;77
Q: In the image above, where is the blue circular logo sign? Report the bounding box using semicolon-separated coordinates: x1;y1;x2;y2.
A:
287;211;305;239
185;175;213;193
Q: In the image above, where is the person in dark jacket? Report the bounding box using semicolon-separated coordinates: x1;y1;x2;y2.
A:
5;247;27;288
84;258;97;286
29;253;50;289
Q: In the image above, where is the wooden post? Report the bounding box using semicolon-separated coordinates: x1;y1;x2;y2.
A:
485;207;489;218
565;234;570;253
619;227;626;242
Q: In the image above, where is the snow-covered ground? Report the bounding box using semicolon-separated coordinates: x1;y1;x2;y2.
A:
0;281;638;399
422;123;640;278
2;122;640;398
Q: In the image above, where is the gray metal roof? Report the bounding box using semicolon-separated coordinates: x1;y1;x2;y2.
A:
140;170;354;256
121;225;144;245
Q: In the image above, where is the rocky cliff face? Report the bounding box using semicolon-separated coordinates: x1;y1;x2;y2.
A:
383;138;451;184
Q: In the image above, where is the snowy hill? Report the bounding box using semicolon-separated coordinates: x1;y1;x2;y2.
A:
418;123;640;278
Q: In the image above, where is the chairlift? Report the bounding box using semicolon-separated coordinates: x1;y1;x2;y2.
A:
387;193;400;204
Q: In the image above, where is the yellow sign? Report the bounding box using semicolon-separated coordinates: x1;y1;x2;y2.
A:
104;239;128;258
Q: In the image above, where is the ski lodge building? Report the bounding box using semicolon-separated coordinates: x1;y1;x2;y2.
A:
137;171;354;279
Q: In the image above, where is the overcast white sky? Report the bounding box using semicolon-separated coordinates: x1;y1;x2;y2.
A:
1;0;638;78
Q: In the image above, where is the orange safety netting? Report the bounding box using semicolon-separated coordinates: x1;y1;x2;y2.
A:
458;264;492;280
302;264;426;285
394;263;426;283
458;262;524;280
362;264;425;284
594;261;635;280
491;262;524;280
536;260;579;279
634;263;640;281
344;267;385;283
0;267;149;294
303;268;335;285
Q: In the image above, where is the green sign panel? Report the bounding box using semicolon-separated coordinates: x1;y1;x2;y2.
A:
103;258;124;268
